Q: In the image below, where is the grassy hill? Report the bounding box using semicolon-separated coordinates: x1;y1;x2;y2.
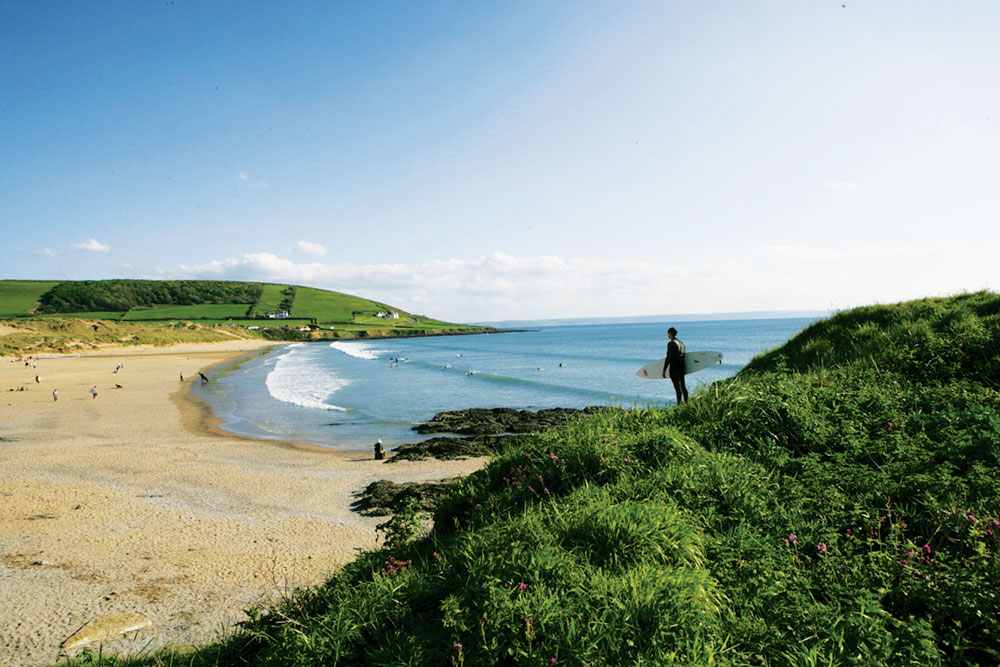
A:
0;279;491;354
78;291;1000;666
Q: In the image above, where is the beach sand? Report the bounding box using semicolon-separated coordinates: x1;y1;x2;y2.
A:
0;341;487;666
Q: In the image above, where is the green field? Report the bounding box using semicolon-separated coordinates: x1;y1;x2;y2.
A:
0;280;492;352
0;280;61;316
292;286;395;324
254;283;293;315
36;310;128;320
120;304;253;320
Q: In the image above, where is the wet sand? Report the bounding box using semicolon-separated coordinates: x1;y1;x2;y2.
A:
0;341;487;666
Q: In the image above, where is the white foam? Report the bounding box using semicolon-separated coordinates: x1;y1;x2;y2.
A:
329;341;388;360
265;344;348;411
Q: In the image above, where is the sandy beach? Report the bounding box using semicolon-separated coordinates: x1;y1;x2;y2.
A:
0;341;487;666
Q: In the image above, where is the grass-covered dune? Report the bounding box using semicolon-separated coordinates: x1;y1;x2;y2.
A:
75;293;1000;665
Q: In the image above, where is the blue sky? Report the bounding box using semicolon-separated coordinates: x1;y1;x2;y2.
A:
3;1;998;321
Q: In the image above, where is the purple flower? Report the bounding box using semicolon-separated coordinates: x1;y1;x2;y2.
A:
923;543;931;553
788;534;797;544
519;583;528;591
817;542;827;553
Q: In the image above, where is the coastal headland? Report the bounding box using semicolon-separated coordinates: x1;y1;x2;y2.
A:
0;340;487;666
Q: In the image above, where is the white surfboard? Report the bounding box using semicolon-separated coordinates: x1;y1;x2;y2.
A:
635;351;723;379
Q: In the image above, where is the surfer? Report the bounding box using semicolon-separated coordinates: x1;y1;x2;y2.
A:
662;327;689;405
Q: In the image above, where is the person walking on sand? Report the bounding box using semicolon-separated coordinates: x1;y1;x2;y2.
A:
52;389;58;402
661;327;688;405
90;385;98;399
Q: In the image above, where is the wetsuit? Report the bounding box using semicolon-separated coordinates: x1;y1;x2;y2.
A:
663;338;688;404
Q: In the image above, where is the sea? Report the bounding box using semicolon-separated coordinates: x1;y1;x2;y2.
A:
193;317;818;450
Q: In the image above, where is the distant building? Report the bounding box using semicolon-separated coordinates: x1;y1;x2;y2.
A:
296;325;311;331
375;311;400;319
267;311;291;319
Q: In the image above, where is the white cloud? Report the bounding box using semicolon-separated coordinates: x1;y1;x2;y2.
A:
73;238;110;253
171;244;998;322
32;247;59;257
294;240;328;257
237;171;268;189
825;179;862;192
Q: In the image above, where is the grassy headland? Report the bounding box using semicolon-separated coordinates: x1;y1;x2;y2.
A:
66;292;1000;665
0;280;493;355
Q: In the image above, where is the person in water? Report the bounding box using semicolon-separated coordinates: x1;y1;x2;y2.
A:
661;327;688;405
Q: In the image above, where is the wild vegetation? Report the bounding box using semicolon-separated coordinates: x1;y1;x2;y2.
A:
35;280;263;314
65;292;1000;665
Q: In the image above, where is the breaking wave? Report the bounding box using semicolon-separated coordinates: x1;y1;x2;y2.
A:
265;344;348;411
329;341;387;360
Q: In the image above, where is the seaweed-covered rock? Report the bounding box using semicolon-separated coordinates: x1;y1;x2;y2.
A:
387;435;521;463
414;407;594;436
351;480;452;517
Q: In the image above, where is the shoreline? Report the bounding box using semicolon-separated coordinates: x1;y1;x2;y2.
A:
0;340;488;666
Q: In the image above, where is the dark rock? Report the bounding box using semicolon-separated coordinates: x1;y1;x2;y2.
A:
387;435;522;463
413;407;590;436
351;480;451;517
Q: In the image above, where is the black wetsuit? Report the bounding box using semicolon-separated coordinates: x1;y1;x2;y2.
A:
663;338;688;404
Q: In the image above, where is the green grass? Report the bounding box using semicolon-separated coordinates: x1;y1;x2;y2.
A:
120;304;253;320
34;310;127;320
0;281;492;343
254;283;294;315
66;291;1000;666
293;286;396;323
0;280;60;316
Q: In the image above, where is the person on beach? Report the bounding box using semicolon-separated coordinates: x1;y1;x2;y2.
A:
90;386;98;399
661;327;688;405
52;389;58;401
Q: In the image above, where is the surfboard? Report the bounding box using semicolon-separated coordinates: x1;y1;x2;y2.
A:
635;351;723;379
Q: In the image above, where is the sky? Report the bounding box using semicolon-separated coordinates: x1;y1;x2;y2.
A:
2;1;998;322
